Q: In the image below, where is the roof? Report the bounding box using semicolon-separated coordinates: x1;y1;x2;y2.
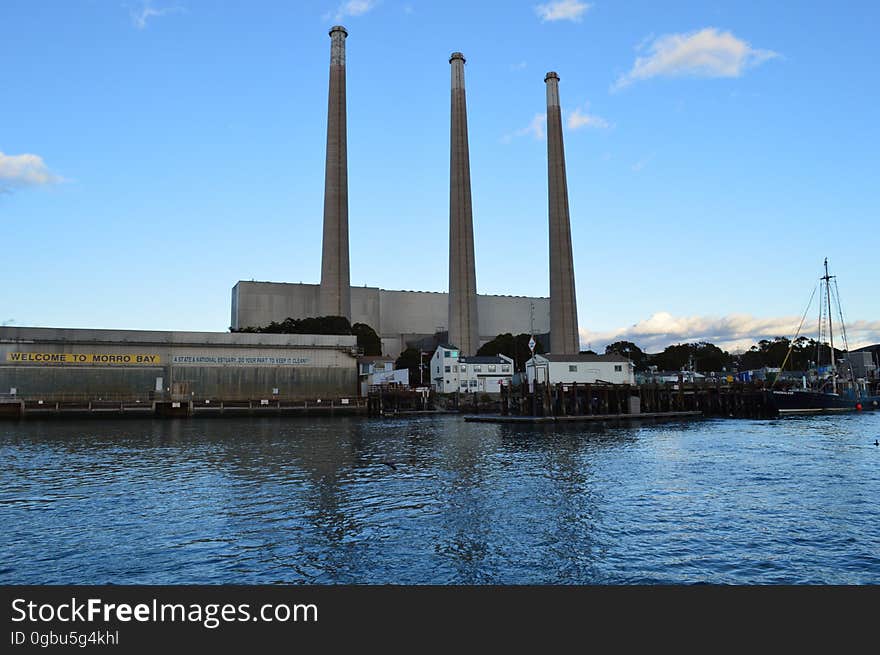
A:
357;355;395;363
434;343;459;352
535;353;632;363
460;355;511;364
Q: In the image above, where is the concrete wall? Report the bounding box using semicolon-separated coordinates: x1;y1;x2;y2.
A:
0;327;358;400
232;281;550;358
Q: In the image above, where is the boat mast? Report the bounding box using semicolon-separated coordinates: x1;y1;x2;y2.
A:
823;258;836;393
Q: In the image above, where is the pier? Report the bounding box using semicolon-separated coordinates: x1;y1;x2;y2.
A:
366;385;434;417
0;393;367;420
481;380;777;423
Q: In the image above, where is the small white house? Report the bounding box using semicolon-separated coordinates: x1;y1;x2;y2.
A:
358;356;409;396
525;353;635;387
431;344;514;394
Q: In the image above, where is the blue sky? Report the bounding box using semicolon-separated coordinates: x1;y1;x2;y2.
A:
2;0;878;352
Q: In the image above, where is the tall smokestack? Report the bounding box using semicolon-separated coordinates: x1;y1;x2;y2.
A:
319;25;351;320
545;72;580;354
448;52;479;356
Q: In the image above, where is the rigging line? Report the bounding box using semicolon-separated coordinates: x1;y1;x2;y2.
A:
816;277;824;368
832;278;855;384
773;281;819;389
832;278;851;353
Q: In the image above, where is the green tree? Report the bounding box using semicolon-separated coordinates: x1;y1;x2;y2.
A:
605;340;648;370
352;323;381;356
395;347;428;386
651;342;733;373
232;315;382;355
476;333;545;371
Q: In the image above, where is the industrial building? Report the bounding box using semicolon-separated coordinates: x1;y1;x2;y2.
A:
239;30;560;360
2;27;592;414
0;327;358;402
232;281;549;359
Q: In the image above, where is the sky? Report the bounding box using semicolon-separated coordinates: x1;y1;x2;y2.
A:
1;0;878;353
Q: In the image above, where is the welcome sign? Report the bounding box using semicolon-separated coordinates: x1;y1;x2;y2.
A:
6;353;161;365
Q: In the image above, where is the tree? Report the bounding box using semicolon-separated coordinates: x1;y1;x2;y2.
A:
605;340;647;370
476;333;545;371
651;342;733;373
395;347;427;386
352;323;381;356
232;315;382;355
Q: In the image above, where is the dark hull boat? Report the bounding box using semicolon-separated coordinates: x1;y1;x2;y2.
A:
768;389;880;414
767;259;880;416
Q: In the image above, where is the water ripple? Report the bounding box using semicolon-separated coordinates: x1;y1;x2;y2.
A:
1;413;879;584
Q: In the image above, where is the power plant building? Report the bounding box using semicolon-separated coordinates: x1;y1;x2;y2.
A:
232;281;550;359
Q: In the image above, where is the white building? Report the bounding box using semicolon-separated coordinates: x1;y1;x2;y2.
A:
525;353;635;386
358;355;409;396
430;344;514;394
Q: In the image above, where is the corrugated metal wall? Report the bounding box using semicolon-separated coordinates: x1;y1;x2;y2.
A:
0;328;358;400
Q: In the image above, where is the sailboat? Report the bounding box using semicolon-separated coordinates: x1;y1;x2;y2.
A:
767;259;880;414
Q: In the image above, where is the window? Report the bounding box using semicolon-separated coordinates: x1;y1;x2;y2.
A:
461;382;468;389
569;365;578;372
453;365;458;372
474;365;482;372
445;366;451;373
488;364;496;372
470;380;478;387
614;365;623;372
444;351;451;358
460;365;467;373
502;365;510;372
436;366;439;374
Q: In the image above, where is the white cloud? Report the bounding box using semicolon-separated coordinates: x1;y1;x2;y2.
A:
505;106;608;143
503;113;546;143
535;0;592;22
0;151;63;192
130;1;184;30
613;27;778;90
330;0;378;22
510;61;528;71
579;312;880;354
567;105;611;130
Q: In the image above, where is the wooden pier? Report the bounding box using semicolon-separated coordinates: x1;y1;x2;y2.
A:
366;385;434;417
488;380;777;422
0;394;368;420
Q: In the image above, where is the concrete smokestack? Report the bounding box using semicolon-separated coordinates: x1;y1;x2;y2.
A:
545;72;580;354
448;52;479;356
319;25;351;320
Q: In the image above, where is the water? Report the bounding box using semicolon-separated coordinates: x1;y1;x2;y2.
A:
2;413;879;584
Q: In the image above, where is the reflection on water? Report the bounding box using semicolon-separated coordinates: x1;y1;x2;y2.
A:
2;413;879;584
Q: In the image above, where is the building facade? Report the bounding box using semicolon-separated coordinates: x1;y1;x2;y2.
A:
357;355;409;395
430;345;514;394
0;327;358;401
525;353;635;386
232;281;549;360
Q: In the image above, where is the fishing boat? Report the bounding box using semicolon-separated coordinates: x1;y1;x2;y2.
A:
766;259;880;414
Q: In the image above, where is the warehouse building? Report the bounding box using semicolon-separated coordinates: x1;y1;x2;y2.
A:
0;327;358;401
